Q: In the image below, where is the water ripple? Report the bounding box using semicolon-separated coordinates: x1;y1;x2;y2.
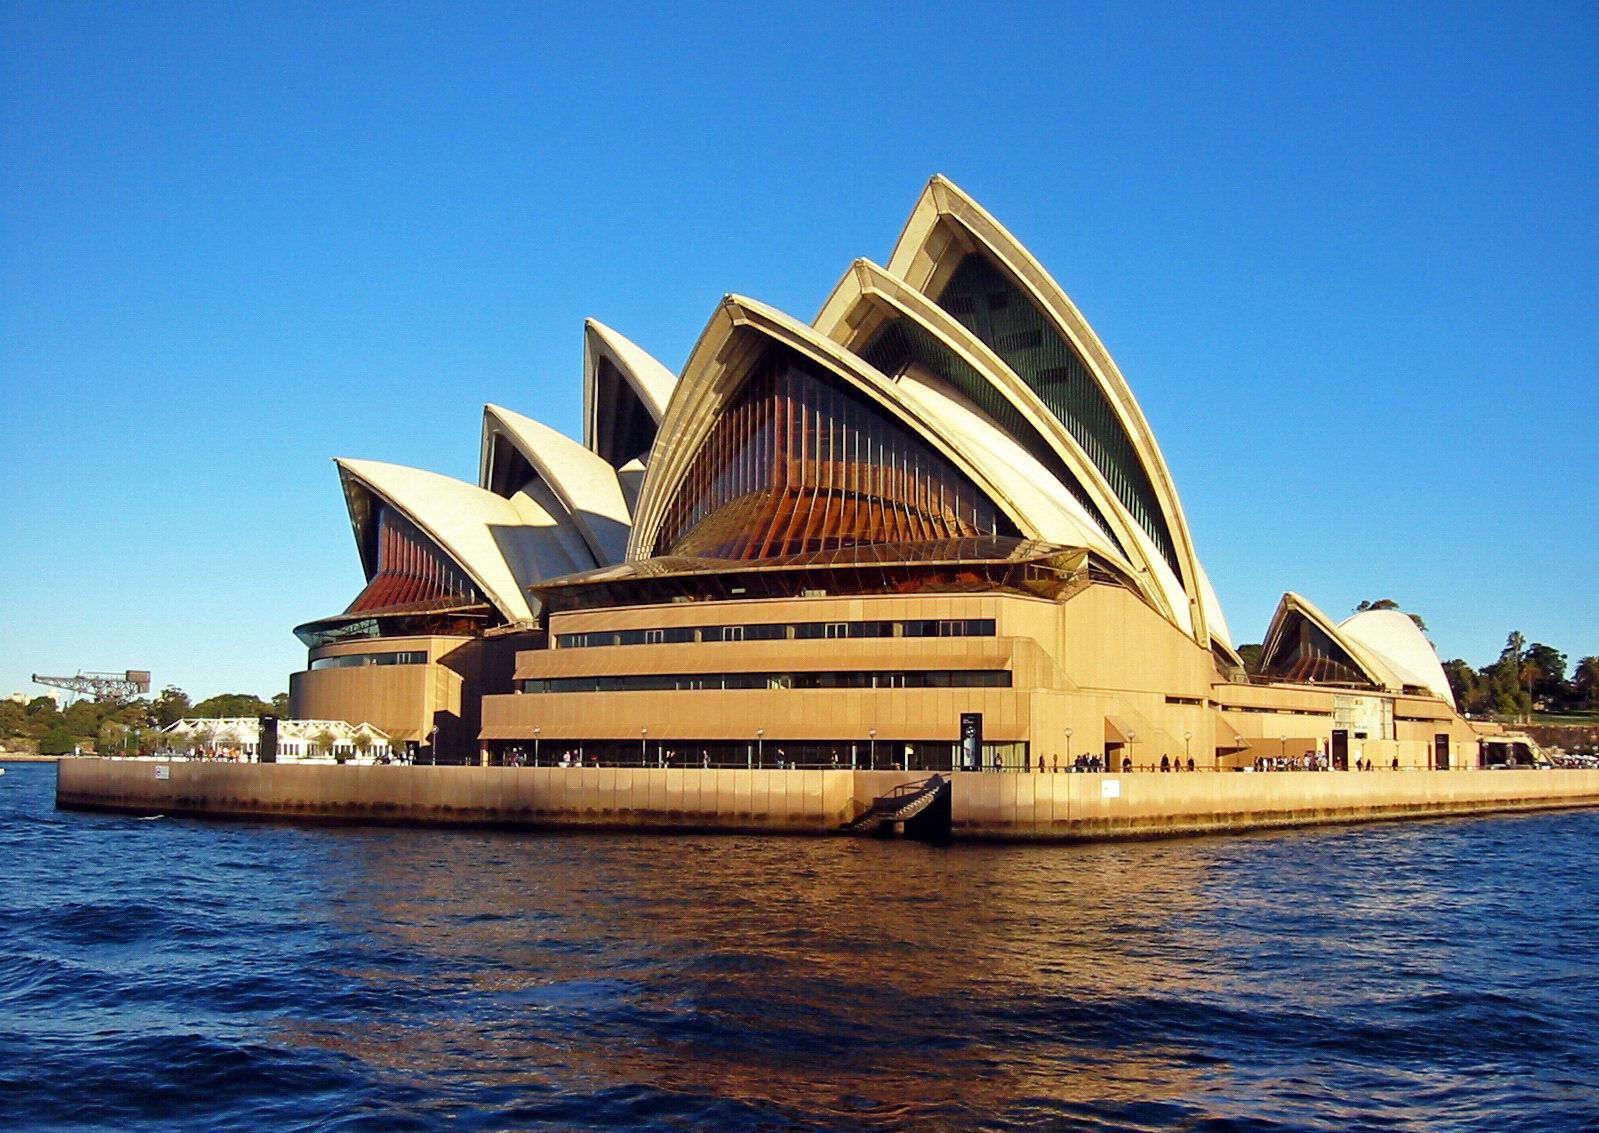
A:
2;761;1597;1132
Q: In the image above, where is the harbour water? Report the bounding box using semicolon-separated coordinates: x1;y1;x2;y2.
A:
4;760;1597;1132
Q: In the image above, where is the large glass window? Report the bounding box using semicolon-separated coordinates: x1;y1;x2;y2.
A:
553;616;998;647
653;344;1017;558
856;315;1123;555
310;650;428;670
934;254;1179;575
519;669;1011;693
347;505;484;615
1260;617;1374;686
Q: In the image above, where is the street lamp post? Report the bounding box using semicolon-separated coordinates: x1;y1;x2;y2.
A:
1184;730;1192;769
1065;726;1073;767
533;726;541;767
641;726;648;766
869;728;877;769
756;727;764;768
1128;730;1137;770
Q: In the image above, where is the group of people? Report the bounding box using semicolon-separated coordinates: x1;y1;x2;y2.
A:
1250;755;1403;772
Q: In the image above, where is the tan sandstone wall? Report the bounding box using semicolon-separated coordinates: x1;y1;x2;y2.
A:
949;768;1599;840
55;761;1599;841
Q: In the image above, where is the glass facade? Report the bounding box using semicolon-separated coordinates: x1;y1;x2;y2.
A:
346;505;485;615
856;315;1123;555
934;253;1180;574
486;737;1030;772
592;356;657;467
484;434;538;498
653;344;1017;558
309;650;429;670
556;617;996;649
1260;616;1375;686
519;670;1011;693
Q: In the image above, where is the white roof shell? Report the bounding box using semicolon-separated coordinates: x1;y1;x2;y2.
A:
337;458;590;624
480;404;632;566
883;174;1218;647
631;294;1093;562
1338;609;1455;707
582;319;678;461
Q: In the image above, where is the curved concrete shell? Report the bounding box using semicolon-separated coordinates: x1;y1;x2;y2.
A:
1339;609;1455;707
583;319;677;468
480;404;632;566
337;458;592;625
1259;592;1395;690
631;294;1081;562
815;258;1202;635
883;175;1216;646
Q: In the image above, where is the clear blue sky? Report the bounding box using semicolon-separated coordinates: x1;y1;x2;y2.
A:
2;1;1595;701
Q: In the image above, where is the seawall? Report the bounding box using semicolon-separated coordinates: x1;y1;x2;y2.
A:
54;760;1599;841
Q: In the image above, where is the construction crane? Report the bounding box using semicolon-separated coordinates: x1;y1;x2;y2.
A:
32;670;152;703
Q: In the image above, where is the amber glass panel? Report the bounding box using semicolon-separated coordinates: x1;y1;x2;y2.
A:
654;346;1016;558
346;505;485;614
1261;616;1372;686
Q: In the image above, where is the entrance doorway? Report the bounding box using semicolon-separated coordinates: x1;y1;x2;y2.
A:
1330;729;1349;771
1433;733;1450;771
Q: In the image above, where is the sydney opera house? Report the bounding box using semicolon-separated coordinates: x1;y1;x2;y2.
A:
290;176;1484;774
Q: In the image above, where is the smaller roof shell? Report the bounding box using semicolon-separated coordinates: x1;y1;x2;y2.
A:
1338;609;1455;707
1261;592;1401;693
630;294;1071;563
480;404;632;566
336;458;588;625
583;319;678;462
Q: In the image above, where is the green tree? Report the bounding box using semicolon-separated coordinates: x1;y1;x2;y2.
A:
192;693;274;719
1522;643;1567;705
0;700;24;741
270;692;291;717
1575;656;1599;710
40;724;76;755
1441;659;1479;711
308;727;338;760
1488;632;1531;719
152;685;192;728
63;699;112;741
1237;643;1263;674
1354;598;1428;633
97;722;126;756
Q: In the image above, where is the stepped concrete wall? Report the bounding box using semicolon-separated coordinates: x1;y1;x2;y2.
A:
55;760;1599;841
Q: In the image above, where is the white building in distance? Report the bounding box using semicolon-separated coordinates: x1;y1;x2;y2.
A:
162;717;393;762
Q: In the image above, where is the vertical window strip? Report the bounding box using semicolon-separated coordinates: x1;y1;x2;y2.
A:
934;254;1179;575
653;346;1014;558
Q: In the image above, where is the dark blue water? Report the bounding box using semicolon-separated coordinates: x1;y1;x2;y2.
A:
3;761;1597;1133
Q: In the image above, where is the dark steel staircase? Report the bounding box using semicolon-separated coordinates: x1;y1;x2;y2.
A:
842;774;951;836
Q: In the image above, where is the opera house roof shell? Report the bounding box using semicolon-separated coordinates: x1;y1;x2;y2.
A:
295;175;1444;700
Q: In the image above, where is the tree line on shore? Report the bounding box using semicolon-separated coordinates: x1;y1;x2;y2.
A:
1441;633;1598;718
0;686;288;756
